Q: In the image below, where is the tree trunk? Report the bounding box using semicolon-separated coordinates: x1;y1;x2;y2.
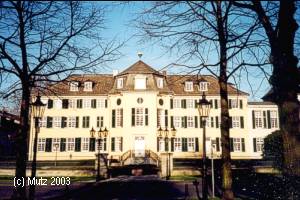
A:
13;84;30;199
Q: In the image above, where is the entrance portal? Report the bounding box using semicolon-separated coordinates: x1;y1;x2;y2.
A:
134;136;145;157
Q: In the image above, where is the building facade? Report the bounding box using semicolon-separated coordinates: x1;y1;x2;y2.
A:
28;60;280;163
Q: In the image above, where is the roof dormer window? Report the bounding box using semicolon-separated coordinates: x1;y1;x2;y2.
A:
157;77;163;88
135;76;146;90
117;78;124;89
184;81;193;92
199;81;208;92
84;81;93;91
70;81;79;92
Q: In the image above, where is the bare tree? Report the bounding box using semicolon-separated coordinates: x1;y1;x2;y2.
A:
0;1;123;199
137;1;266;199
232;1;300;198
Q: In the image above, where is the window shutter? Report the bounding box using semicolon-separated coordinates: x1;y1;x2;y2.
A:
62;99;69;109
120;137;123;152
182;99;186;109
76;117;79;128
171;138;174;152
48;99;53;109
45;138;52;152
75;138;81;152
195;116;198;128
89;138;95;151
145;108;149;126
229;117;233;128
195;137;199;152
240;116;244;128
181;117;185;128
211;117;214;128
157;138;160;152
214;99;218;109
170;99;173;109
241;138;245;152
111;137;115;152
267;110;271;129
120;109;123;127
263;111;267;128
165;138;169;152
195;100;198;108
215;116;219;128
112;109;116;128
61;117;67;128
87;116;90;128
171;116;174;128
105;99;108;108
77;99;82;109
229;99;232;109
104;138;107;151
182;138;188;152
132;108;135;126
200;117;203;128
239;100;243;109
209;100;213;108
230;138;234;152
253;138;257;152
164;110;168;127
252;111;256;129
46;117;53;128
101;116;104;127
91;99;97;108
216;137;220;152
184;116;187;128
60;138;66;152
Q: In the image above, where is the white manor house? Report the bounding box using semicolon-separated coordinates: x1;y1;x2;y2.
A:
29;60;282;165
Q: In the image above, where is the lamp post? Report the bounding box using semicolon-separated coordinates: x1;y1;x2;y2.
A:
29;95;46;200
197;92;211;200
90;126;109;182
211;139;216;199
157;126;176;180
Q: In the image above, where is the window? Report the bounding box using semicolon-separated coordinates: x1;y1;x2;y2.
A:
135;77;146;89
135;108;144;126
70;82;79;91
157;78;163;88
174;116;181;128
117;78;123;89
96;116;104;128
186;99;194;108
173;99;181;108
97;138;107;151
115;137;122;152
254;111;263;128
67;138;75;151
39;117;47;128
199;82;208;91
52;138;60;152
55;99;62;109
174;138;182;152
231;99;238;109
187;116;194;128
232;116;240;128
82;116;90;128
233;138;241;152
116;109;123;127
53;117;61;128
82;138;89;152
84;82;93;91
37;138;46;152
188;138;195;152
83;99;91;108
69;99;76;109
185;81;193;91
158;138;165;152
270;111;278;128
255;137;264;152
97;99;106;108
68;116;77;128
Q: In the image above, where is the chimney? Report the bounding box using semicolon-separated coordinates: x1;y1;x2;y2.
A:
162;70;167;76
113;70;119;77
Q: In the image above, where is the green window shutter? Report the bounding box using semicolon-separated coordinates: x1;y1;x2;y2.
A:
267;110;271;129
229;117;233;128
195;116;198;128
48;99;53;109
171;138;174;152
60;138;66;152
104;138;107;151
111;137;115;152
112;109;116;128
200;117;203;128
45;138;52;152
165;138;169;152
252;111;256;129
46;117;53;128
120;138;123;151
211;117;214;128
209;99;213;108
181;117;185;128
77;99;82;109
194;100;198;108
184;116;187;128
75;138;81;152
105;99;108;108
241;138;245;152
214;99;218;109
263;111;267;128
215;116;219;128
229;99;232;109
76;117;79;128
131;108;135;126
62;99;69;109
240;116;244;128
170;99;173;109
239;100;243;109
230;138;234;152
253;138;257;152
164;110;168;127
216;137;220;152
182;99;186;109
171;116;174;128
89;138;95;151
101;116;104;127
195;137;199;152
182;138;188;152
61;117;67;128
91;99;96;108
145;108;149;126
157;138;160;152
